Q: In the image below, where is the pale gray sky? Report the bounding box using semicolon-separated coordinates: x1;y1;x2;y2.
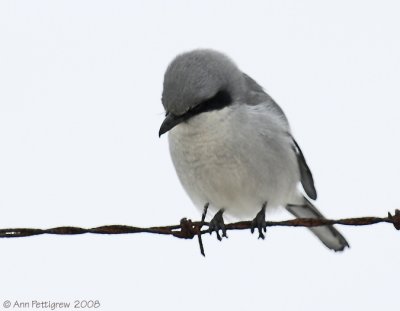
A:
0;1;399;310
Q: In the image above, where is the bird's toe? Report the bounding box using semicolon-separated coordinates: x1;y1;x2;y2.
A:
208;209;228;241
251;203;267;239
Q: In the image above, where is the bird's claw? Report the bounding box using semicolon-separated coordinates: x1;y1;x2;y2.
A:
208;209;228;241
251;203;267;239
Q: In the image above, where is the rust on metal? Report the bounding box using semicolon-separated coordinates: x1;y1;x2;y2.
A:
0;211;398;239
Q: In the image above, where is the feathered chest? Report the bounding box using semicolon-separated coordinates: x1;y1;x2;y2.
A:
168;107;238;170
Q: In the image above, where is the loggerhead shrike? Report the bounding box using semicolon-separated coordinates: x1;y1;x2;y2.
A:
159;49;349;251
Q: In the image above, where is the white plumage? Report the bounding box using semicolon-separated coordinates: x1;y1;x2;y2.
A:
169;104;299;219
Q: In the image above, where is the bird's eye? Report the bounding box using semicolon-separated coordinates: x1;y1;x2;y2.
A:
196;90;232;113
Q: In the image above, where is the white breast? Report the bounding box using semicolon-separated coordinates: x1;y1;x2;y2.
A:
168;103;301;220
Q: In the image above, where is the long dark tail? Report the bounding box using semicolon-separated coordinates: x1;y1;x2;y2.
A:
286;197;349;251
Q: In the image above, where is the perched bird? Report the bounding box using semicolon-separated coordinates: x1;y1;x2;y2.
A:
159;49;349;251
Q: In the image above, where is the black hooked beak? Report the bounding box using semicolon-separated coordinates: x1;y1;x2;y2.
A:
159;112;186;137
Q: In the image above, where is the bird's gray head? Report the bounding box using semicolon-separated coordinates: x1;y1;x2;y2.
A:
159;49;245;136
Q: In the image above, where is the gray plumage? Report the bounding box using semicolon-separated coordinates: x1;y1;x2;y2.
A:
160;49;349;251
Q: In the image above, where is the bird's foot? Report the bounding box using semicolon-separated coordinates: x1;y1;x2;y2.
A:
208;209;227;241
251;202;267;239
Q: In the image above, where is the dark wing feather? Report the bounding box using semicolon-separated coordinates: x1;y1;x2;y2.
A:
292;137;317;200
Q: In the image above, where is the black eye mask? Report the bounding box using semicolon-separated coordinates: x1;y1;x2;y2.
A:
159;90;232;136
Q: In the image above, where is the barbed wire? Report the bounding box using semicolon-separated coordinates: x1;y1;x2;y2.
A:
1;209;399;256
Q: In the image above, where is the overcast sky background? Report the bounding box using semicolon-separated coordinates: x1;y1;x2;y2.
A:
0;1;399;310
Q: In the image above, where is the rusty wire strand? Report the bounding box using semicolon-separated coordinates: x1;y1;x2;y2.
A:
1;210;399;256
1;210;399;239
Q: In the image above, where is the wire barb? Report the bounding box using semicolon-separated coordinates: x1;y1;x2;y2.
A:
388;209;400;230
197;203;209;256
